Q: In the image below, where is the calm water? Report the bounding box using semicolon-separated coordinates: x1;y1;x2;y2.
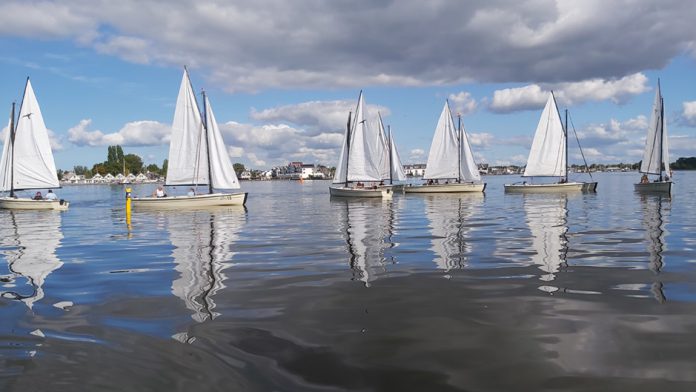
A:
1;172;696;391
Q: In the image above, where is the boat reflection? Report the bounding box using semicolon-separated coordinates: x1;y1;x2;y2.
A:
423;193;483;271
523;194;569;292
333;198;394;286
0;210;64;308
640;193;669;303
162;207;246;342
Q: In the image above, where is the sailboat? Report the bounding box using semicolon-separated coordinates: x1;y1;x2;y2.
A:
635;80;671;194
330;91;396;199
405;101;485;193
132;68;247;208
0;210;64;308
504;92;597;193
0;79;68;210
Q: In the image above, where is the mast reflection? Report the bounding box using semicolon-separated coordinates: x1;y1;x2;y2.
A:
165;207;246;342
523;194;569;293
640;194;669;303
334;198;393;286
0;210;64;309
423;194;483;271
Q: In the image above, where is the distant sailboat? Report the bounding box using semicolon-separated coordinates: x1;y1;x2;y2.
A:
504;92;596;193
405;101;485;193
635;80;672;194
132;68;247;208
0;78;68;210
330;92;396;199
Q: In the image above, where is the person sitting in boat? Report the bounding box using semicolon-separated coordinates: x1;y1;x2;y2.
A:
356;182;364;188
187;187;196;197
640;174;649;184
44;189;57;200
33;191;43;200
152;185;167;198
427;179;433;185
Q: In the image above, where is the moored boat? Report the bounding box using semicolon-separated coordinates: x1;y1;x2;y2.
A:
634;79;672;194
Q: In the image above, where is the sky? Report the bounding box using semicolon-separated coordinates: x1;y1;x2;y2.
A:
1;0;696;171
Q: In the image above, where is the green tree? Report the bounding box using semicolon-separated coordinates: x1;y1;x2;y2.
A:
146;164;160;174
73;165;90;175
124;154;143;174
233;163;245;176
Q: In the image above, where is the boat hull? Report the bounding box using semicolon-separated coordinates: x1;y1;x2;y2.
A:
131;192;247;209
329;185;393;199
0;197;69;210
504;182;586;193
634;181;671;194
404;183;486;193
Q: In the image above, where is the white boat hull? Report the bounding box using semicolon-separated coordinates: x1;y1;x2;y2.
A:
329;185;393;199
404;182;486;193
131;192;247;209
0;197;69;210
504;182;586;193
634;181;671;194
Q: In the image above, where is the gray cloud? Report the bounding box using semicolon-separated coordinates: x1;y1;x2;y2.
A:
1;1;694;91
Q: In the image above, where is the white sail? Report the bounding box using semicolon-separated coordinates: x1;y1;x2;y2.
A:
389;131;407;181
459;121;482;182
343;93;384;182
662;120;670;176
0;210;63;309
424;102;460;180
640;84;665;175
166;69;208;186
0;79;60;191
523;93;566;177
0;116;12;191
333;112;350;184
204;95;240;190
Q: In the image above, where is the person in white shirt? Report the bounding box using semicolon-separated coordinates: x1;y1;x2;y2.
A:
44;190;58;200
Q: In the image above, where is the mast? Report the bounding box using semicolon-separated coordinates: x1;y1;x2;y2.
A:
202;90;213;195
8;102;16;198
457;111;462;182
345;111;352;187
564;109;569;183
387;124;393;185
658;79;664;182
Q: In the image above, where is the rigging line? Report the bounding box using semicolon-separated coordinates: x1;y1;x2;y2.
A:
567;112;594;180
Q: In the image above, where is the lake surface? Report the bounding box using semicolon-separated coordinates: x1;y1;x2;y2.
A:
1;172;695;391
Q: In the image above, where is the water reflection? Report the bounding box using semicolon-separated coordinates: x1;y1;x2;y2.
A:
162;207;246;342
333;198;394;286
640;194;669;303
0;210;64;309
523;194;568;292
423;194;483;271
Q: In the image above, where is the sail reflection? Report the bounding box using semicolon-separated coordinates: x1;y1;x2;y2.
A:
0;210;63;308
423;194;483;271
334;198;394;286
640;194;669;302
523;194;568;292
164;207;245;342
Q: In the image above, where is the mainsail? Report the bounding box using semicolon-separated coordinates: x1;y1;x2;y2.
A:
333;92;384;183
424;101;481;182
166;69;208;186
640;82;669;176
523;93;566;178
0;79;60;191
